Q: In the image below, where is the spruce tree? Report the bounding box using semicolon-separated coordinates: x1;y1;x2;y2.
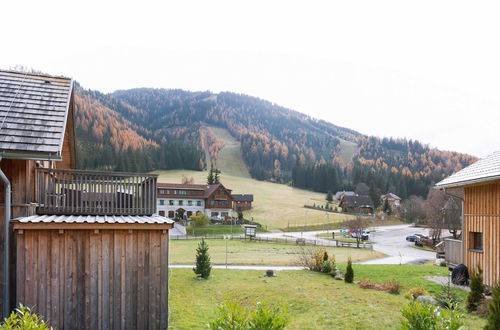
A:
207;168;215;184
214;169;220;184
193;239;212;279
326;191;333;203
467;266;485;312
345;257;354;283
485;283;500;330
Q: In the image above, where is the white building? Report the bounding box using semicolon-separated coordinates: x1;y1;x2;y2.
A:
156;183;233;220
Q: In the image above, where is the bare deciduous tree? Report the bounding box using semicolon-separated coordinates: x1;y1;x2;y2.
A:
425;189;447;243
401;195;426;224
345;216;369;248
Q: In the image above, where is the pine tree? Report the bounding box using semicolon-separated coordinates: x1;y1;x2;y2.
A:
485;283;500;330
326;191;333;203
466;266;485;312
207;168;215;184
345;257;354;283
193;239;212;279
383;199;392;215
214;168;220;184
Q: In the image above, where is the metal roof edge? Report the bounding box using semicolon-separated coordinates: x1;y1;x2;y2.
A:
435;174;500;189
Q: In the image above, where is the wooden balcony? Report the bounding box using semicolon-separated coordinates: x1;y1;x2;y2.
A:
36;168;157;216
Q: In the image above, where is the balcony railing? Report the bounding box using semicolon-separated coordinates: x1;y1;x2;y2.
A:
36;168;157;216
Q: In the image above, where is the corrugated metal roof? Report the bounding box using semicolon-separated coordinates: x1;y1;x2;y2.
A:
13;214;174;224
436;151;500;188
381;193;401;200
0;70;73;159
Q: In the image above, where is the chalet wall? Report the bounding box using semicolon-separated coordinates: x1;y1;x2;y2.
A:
464;181;500;286
15;228;169;329
57;97;76;170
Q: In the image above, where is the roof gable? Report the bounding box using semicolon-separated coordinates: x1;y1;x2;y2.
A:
436;151;500;188
0;70;73;160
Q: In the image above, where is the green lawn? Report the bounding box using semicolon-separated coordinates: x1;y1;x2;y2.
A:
169;266;485;329
169;239;385;265
316;233;374;244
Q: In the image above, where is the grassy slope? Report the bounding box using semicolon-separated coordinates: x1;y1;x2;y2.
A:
169;266;485;329
169;239;385;265
338;138;358;164
155;169;355;230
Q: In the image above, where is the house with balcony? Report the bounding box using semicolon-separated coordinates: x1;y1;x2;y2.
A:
0;69;172;328
157;183;233;220
436;151;500;287
232;194;254;211
380;193;401;209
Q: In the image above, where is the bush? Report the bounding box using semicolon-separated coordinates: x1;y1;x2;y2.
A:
358;280;401;294
405;287;429;300
466;266;485;312
190;213;210;227
209;301;288;330
485;283;500;329
434;279;461;310
344;257;354;283
385;280;402;295
321;260;332;274
400;301;464;330
193;238;212;279
0;305;50;329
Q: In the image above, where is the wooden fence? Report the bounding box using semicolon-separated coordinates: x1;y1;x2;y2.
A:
444;238;463;267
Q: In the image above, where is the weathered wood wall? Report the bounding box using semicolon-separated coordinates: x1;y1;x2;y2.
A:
15;228;169;329
464;180;500;286
56;97;76;170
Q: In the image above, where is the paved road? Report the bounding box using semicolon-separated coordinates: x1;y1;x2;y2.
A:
257;224;436;265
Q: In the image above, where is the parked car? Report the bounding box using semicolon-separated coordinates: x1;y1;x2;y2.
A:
406;233;427;242
351;230;370;241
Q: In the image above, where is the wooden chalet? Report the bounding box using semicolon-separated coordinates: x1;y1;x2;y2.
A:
380;193;401;209
436;151;500;287
339;195;374;214
0;69;173;328
232;194;253;211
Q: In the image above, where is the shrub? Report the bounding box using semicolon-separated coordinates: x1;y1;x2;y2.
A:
467;266;485;312
385;280;402;295
485;283;500;329
344;257;354;283
0;305;50;329
193;238;212;279
209;301;288;330
400;301;464;330
321;260;332;274
405;287;429;300
190;213;210;227
358;280;401;294
329;255;337;276
434;278;461;310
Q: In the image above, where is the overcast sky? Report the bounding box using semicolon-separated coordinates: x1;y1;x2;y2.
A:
1;0;499;157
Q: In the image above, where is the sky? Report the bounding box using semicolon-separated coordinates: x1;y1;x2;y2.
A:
1;0;499;157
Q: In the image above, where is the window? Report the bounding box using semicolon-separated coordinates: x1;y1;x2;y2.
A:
470;232;483;251
169;200;174;206
197;201;202;206
178;200;184;206
159;210;165;217
188;200;193;206
168;211;175;218
159;199;165;205
179;190;187;195
221;212;228;217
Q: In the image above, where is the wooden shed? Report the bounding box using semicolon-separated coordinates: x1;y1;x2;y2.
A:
436;151;500;287
13;214;172;329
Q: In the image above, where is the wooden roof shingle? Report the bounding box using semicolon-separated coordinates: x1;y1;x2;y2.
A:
0;69;73;160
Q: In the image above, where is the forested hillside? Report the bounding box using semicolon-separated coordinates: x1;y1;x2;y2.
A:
73;86;477;199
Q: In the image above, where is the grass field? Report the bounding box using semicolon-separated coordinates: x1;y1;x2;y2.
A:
169;266;485;329
155;169;355;230
169;239;385;265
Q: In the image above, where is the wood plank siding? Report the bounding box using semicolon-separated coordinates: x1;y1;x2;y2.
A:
463;180;500;286
15;228;169;329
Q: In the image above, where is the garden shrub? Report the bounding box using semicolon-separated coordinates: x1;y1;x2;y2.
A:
0;305;50;329
190;213;210;227
434;279;461;310
321;260;332;274
344;257;354;283
209;301;288;330
400;301;464;330
385;280;402;295
405;287;429;300
484;283;500;329
466;266;485;312
358;280;401;294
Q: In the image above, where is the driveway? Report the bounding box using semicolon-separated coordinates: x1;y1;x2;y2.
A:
257;224;436;265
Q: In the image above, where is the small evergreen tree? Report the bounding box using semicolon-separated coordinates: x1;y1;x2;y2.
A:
383;199;392;215
326;191;333;203
485;282;500;330
214;168;220;184
323;251;329;262
467;266;485;312
207;168;215;184
345;257;354;283
193;238;212;279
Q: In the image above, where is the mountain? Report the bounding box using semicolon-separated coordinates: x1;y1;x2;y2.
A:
74;85;477;199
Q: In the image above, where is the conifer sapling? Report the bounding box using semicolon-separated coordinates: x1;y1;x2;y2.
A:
484;282;500;330
345;257;354;283
193;238;212;279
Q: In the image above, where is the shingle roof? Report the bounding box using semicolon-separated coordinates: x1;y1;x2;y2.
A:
341;195;374;208
0;70;73;159
381;193;401;200
157;183;231;198
436;151;500;188
232;194;254;202
13;214;173;225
